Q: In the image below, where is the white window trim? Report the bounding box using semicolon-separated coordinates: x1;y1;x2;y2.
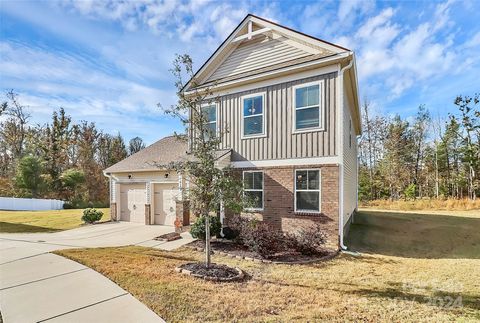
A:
201;102;219;137
243;170;264;211
292;80;325;134
241;92;267;139
294;168;321;213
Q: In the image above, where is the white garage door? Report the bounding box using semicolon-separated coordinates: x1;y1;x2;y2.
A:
153;183;178;226
120;183;146;223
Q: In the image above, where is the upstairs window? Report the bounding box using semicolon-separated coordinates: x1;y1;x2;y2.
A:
242;93;265;137
243;171;263;210
202;104;217;138
293;81;323;131
295;169;320;213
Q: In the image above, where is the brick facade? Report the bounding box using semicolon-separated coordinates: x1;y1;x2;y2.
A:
110;202;117;221
145;204;151;225
175;200;191;232
228;165;339;249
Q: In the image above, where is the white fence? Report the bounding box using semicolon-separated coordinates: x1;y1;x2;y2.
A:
0;197;64;211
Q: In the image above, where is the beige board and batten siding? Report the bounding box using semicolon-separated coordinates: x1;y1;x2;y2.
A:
207;35;312;82
217;72;337;161
342;84;358;226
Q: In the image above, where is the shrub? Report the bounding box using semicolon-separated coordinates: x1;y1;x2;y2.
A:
190;215;221;240
240;220;286;258
289;224;327;255
220;226;239;240
226;214;250;242
81;208;104;224
63;202;74;209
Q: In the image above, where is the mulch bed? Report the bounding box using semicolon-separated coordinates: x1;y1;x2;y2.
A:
176;262;244;281
154;232;181;242
187;239;337;264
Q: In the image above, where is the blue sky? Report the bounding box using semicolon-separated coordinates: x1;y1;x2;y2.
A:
1;0;479;144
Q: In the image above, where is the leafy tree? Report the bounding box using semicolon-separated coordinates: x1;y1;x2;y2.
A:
404;183;416;200
14;155;44;197
380;115;413;200
60;168;85;201
111;133;128;163
0;91;31;175
128;136;146;155
452;94;479;199
39;108;73;195
411;105;430;197
161;54;245;267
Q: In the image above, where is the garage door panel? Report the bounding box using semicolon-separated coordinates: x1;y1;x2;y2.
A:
154;184;178;226
120;184;146;223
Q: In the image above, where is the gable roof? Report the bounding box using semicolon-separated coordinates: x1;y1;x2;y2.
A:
104;136;188;173
185;14;350;90
103;136;233;173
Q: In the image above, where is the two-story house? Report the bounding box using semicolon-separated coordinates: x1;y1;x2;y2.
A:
104;14;360;249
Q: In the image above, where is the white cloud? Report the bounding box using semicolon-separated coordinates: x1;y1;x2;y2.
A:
336;1;469;100
464;31;480;48
0;40;179;143
338;0;374;22
2;0;479;142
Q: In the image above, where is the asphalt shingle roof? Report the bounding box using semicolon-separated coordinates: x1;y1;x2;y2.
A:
104;136;188;173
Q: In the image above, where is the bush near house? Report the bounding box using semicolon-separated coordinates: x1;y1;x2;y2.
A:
81;208;104;224
240;220;286;258
226;215;327;258
190;215;221;240
286;224;327;255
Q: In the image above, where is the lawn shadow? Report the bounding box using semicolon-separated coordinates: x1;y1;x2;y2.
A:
0;221;62;233
351;281;480;314
346;211;480;259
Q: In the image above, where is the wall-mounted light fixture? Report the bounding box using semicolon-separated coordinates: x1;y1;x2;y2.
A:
128;174;132;179
164;173;169;179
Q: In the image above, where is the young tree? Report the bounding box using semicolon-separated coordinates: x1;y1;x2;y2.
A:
128;136;146;155
14;155;44;197
161;54;244;267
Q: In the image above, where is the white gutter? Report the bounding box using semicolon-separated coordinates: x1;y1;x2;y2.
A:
338;53;354;251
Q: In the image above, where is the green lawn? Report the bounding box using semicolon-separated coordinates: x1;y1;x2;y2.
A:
57;210;480;322
0;208;110;233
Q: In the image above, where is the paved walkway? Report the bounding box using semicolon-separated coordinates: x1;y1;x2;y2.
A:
0;221;194;323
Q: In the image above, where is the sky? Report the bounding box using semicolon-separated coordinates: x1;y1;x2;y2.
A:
1;0;479;145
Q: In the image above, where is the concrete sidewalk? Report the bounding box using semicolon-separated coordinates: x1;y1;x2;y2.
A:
0;222;194;322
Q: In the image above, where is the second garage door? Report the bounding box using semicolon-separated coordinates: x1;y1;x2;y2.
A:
153;183;178;226
120;183;146;223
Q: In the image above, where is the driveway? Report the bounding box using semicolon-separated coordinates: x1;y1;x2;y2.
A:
0;222;192;323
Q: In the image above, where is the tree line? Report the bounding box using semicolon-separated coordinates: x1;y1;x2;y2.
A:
358;93;479;202
0;91;146;207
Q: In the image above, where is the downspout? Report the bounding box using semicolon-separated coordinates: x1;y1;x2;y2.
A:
338;54;354;251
